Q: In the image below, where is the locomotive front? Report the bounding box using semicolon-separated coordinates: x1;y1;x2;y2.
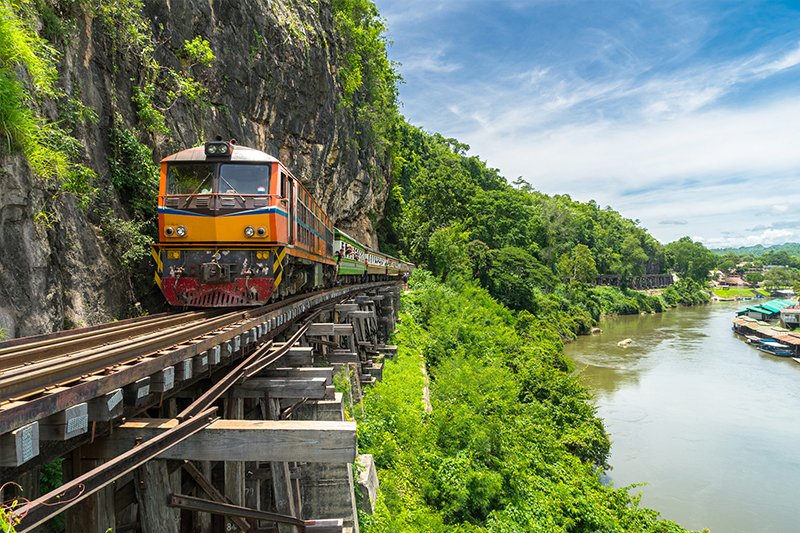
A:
151;139;288;306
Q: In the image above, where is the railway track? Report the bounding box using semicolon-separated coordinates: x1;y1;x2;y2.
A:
0;282;390;455
2;281;402;532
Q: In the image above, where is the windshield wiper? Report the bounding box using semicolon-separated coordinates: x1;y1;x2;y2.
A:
219;175;246;203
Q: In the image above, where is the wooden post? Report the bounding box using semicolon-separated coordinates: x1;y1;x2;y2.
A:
269;397;298;533
63;455;115;533
225;397;247;532
135;459;179;533
198;461;213;533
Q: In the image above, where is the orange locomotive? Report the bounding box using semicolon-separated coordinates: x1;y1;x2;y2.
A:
151;138;336;306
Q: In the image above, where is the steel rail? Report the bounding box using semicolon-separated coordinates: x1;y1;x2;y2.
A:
0;310;222;372
0;309;252;403
12;407;219;532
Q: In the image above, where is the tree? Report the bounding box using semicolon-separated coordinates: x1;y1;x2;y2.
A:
764;267;796;288
666;237;716;284
557;244;597;285
746;272;764;287
427;222;471;281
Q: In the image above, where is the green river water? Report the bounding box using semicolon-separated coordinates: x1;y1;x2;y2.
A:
563;300;800;533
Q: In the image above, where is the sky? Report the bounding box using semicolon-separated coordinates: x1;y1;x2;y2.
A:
371;0;800;249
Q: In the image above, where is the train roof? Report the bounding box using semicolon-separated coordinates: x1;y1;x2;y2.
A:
161;145;280;164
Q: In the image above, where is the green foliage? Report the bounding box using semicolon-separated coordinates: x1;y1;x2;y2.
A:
39;458;64;531
746;272;764;285
182;36;214;66
557;243;597;284
99;210;152;269
331;0;401;149
131;83;169;134
108;125;158;221
665;237;716;284
359;274;693;533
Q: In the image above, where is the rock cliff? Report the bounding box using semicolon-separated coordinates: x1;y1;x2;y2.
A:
0;0;392;338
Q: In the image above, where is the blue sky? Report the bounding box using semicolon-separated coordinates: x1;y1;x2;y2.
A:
372;0;800;249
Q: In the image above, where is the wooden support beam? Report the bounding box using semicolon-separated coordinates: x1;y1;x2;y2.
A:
175;359;192;382
306;323;335;336
225;398;247;533
333;324;354;336
181;460;249;532
259;367;334;385
150;366;175;393
40;402;88;441
0;421;38;466
83;419;357;463
124;376;150;406
88;389;123;422
269;397;297;533
233;378;328;399
135;459;179;533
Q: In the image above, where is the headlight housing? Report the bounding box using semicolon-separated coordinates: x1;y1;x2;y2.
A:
244;226;255;238
257;227;266;237
176;225;187;237
165;227;174;236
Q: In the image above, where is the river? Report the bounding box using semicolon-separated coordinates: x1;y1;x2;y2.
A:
563;300;800;533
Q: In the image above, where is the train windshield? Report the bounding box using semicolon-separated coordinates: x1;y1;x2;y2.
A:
219;164;272;195
166;163;214;195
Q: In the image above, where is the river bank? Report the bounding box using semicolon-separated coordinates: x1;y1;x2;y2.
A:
565;302;800;533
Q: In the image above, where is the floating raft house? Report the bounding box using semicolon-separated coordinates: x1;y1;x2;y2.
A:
731;314;800;356
735;299;794;321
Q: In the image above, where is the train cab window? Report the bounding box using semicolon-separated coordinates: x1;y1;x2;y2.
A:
166;163;214;195
219;164;272;195
280;173;286;197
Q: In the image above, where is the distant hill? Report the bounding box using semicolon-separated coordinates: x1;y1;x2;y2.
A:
711;243;800;256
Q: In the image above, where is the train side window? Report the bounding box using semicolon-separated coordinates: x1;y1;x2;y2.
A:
280;173;286;197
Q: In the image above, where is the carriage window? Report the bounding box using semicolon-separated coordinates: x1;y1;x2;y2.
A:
219;164;272;195
166;163;214;195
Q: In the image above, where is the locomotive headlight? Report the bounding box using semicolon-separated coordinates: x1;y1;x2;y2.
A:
244;226;255;238
206;144;217;154
165;227;175;236
257;227;266;237
176;225;187;237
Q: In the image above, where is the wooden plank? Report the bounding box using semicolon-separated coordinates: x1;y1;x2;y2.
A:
40;402;88;441
259;367;334;385
88;389;123;422
333;324;354;336
234;378;328;399
281;347;314;367
306;323;335;336
305;519;343;533
0;421;39;466
83;419;357;463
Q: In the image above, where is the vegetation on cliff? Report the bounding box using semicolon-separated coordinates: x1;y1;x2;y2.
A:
357;272;695;533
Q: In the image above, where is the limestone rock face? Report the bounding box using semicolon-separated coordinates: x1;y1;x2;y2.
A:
0;0;391;337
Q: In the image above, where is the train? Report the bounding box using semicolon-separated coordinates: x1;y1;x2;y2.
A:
150;138;414;307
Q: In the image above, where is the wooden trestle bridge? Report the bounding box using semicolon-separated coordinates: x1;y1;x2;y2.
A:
0;282;402;533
